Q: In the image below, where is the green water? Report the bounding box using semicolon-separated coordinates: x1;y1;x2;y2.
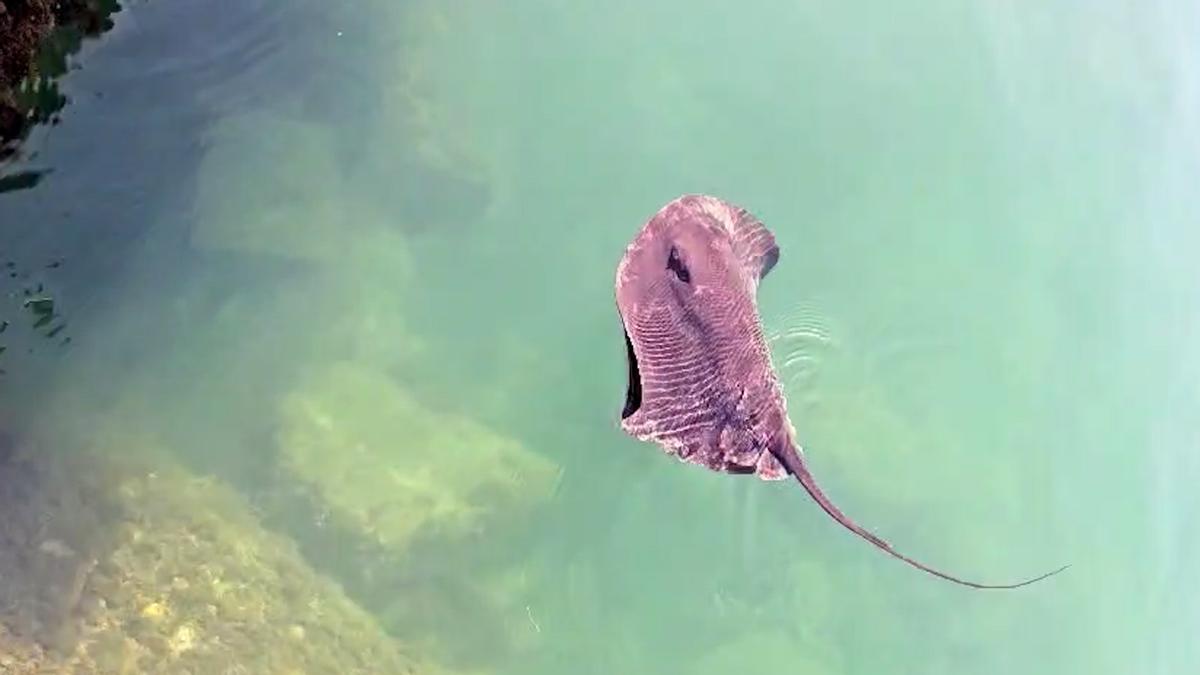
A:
1;0;1197;673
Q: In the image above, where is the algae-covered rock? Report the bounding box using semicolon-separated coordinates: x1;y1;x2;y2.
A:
70;462;440;675
187;109;424;374
0;620;49;674
0;440;125;656
277;361;559;555
273;361;559;670
0;440;457;675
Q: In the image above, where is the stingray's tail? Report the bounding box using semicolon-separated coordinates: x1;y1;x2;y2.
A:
771;440;1069;590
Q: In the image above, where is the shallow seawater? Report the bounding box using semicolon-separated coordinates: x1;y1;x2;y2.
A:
0;0;1197;673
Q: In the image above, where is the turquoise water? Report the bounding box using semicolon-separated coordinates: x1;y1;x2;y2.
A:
1;0;1197;673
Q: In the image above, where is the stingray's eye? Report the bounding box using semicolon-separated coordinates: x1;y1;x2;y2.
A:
666;246;691;283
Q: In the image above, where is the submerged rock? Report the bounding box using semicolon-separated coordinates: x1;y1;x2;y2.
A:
342;1;498;235
353;148;493;236
272;361;560;668
189;112;356;263
78;463;441;674
0;620;50;674
0;0;121;159
190;98;494;263
0;439;459;674
0;0;55;156
277;361;559;555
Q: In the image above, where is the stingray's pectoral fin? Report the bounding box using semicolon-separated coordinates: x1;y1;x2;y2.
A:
771;441;1070;590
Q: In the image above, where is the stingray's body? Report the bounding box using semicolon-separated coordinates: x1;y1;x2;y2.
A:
614;194;1066;589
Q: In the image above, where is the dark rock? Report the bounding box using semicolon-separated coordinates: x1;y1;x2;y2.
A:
0;0;121;155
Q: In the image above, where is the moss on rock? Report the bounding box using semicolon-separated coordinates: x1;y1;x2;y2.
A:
272;361;560;669
0;441;459;674
0;620;50;673
277;361;559;555
75;463;439;674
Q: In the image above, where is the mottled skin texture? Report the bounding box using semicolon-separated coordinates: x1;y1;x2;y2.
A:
615;194;1068;590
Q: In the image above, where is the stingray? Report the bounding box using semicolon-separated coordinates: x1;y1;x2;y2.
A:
614;194;1068;589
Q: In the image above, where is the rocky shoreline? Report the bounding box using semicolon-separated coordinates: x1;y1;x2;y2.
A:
0;0;119;160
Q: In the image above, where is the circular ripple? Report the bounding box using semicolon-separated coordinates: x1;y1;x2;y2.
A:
765;300;842;403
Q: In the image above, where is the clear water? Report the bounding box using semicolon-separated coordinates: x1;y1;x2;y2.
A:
1;0;1197;673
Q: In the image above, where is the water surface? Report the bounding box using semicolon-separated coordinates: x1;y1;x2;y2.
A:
1;1;1197;673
